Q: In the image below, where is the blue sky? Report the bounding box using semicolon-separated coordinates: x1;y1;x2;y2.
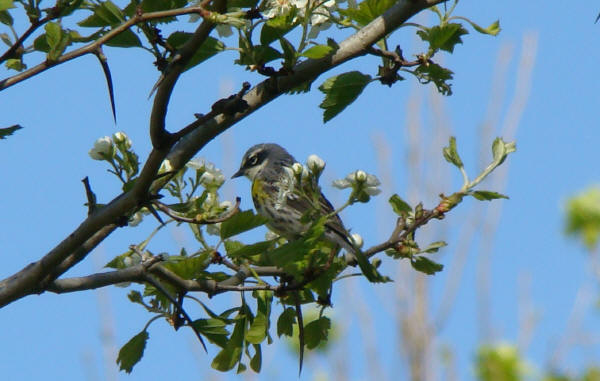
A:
1;1;600;380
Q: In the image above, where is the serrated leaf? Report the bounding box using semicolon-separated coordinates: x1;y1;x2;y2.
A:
353;246;391;283
224;240;244;255
301;44;334;59
442;136;463;168
105;28;142;47
318;71;372;122
0;124;22;139
211;317;245;372
411;256;444;275
249;344;262;372
167;32;225;70
277;307;296;337
304;316;330;349
417;23;469;53
227;240;274;259
117;331;149;373
389;194;411;216
260;8;298;45
220;210;267;239
471;191;509;201
457;16;500;36
78;0;124;27
413;62;453;95
192;318;230;335
245;313;268;344
339;0;396;26
163;254;210;279
421;241;447;253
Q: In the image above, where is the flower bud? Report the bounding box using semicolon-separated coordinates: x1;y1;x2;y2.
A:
354;170;367;182
113;131;132;149
292;162;304;176
351;233;364;249
88;136;115;160
307;154;325;173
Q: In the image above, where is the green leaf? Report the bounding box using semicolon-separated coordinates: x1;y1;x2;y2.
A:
457;17;501;36
471;190;509;201
0;124;22;139
117;331;149;373
45;22;67;60
389;194;412;216
417;23;469;53
353;247;391;283
421;241;447;253
0;0;14;12
260;9;298;45
0;32;10;46
245;291;272;344
166;32;225;71
565;186;600;251
211;316;245;371
318;71;372;122
192;318;230;335
0;10;13;26
277;307;296;337
140;0;187;13
339;0;396;26
78;0;124;27
163;254;210;279
279;37;296;69
5;58;24;71
300;44;334;59
442;136;463;168
491;137;516;165
105;28;142;48
245;313;268;344
411;256;444;275
413;62;453;95
304;316;330;349
227;240;274;259
249;344;262;372
220;210;267;239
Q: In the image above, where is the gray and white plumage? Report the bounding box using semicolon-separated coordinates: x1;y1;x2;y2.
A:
232;143;356;255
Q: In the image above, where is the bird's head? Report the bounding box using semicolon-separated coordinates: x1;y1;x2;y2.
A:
232;143;295;181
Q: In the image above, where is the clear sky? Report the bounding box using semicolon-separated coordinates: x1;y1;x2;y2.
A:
1;1;599;380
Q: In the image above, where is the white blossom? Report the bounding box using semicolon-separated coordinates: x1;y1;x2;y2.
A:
113;131;132;149
354;170;367;182
220;200;233;211
291;162;304;176
186;157;206;170
307;154;325;173
263;0;307;19
351;233;363;249
200;166;225;187
88;136;115;160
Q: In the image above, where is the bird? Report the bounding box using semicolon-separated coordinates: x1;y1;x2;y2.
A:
231;143;357;257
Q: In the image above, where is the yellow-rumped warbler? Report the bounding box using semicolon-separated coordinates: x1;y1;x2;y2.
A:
232;143;356;256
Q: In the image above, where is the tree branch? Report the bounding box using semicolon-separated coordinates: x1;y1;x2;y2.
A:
0;0;445;309
0;5;213;91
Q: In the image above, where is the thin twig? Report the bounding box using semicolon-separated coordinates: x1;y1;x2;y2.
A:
152;197;241;224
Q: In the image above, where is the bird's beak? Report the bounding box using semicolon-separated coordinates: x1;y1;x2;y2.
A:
231;168;244;179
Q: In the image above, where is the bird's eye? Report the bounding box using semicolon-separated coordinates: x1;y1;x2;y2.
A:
248;155;258;166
